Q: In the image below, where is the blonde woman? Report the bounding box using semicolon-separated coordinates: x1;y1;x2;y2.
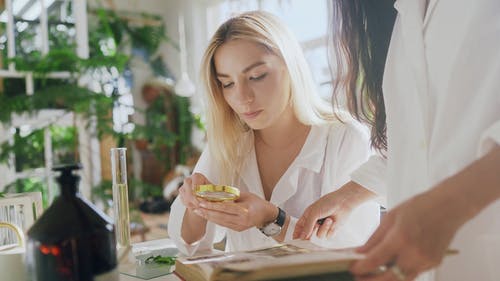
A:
168;11;382;256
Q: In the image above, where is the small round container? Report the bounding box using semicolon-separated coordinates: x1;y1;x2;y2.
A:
194;184;240;202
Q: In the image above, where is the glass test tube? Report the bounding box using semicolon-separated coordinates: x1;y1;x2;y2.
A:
110;148;131;250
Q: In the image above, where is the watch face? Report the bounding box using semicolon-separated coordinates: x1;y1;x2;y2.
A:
261;223;281;237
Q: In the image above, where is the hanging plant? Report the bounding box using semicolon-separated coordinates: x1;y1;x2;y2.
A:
0;5;202;208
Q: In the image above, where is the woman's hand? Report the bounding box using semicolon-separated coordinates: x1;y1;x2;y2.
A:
179;173;212;244
351;147;500;280
293;190;351;240
294;181;376;240
194;191;278;232
179;173;211;210
350;189;463;281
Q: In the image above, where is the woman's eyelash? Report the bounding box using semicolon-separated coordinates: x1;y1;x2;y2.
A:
250;73;267;81
220;73;266;88
222;81;234;89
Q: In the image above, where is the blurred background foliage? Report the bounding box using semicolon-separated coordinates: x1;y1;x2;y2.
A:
0;4;200;209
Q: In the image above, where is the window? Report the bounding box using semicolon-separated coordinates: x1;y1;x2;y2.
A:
208;0;332;99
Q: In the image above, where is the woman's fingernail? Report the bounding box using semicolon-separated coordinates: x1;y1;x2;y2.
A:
193;209;202;216
199;202;207;208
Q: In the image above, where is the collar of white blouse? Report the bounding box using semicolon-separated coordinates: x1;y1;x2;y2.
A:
238;125;328;206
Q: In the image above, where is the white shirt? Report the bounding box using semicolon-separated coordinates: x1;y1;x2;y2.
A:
168;121;381;256
354;0;500;280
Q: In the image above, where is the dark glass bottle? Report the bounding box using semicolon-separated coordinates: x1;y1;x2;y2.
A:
26;164;118;281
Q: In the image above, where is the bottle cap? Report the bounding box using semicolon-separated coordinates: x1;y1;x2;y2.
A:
52;163;82;194
194;184;240;202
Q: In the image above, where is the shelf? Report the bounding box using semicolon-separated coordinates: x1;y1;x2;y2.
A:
11;109;74;129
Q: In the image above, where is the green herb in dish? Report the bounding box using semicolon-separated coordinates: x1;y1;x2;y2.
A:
145;255;177;265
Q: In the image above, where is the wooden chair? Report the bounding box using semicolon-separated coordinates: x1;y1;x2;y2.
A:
0;192;43;246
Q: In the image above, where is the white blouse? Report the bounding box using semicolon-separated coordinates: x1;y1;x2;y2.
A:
351;0;500;280
168;121;381;256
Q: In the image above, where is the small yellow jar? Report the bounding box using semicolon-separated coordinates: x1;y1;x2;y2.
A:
194;184;240;202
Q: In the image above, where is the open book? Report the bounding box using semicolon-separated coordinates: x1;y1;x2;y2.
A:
174;240;361;281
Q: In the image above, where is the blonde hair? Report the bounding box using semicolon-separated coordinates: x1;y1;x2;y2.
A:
200;11;334;184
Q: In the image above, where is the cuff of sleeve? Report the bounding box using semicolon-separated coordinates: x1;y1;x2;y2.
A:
167;198;213;256
478;121;500;156
350;155;387;207
172;221;218;257
176;236;203;257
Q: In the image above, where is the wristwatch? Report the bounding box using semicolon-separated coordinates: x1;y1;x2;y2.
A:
259;207;286;237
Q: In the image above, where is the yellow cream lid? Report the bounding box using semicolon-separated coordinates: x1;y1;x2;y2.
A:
194;184;240;202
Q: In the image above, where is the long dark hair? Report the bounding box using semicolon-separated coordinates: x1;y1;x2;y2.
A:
329;0;396;152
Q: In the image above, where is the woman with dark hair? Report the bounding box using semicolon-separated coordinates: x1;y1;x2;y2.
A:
329;0;396;152
295;0;500;280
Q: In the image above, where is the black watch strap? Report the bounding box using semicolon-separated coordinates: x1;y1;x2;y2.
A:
275;207;286;227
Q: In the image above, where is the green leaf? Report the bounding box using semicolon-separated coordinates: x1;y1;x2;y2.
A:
145;255;176;265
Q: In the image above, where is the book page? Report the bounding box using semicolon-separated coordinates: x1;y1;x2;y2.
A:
219;243;364;272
